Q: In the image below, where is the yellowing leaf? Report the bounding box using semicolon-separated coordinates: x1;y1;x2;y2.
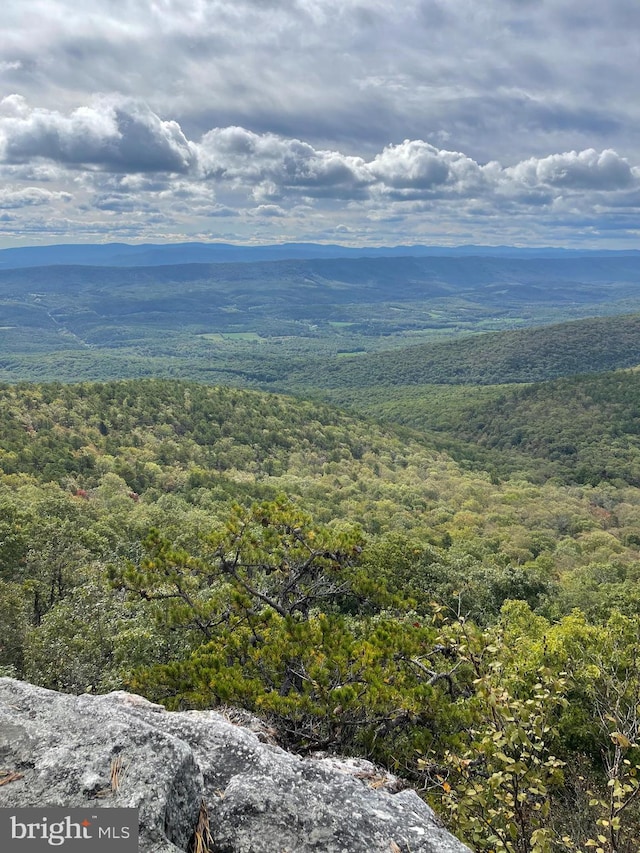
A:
610;732;633;748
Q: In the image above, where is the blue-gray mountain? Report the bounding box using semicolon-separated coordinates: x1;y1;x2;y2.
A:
0;253;640;385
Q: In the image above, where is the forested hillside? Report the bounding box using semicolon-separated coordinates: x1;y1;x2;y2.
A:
2;255;640;386
317;367;640;485
1;378;640;850
289;313;640;390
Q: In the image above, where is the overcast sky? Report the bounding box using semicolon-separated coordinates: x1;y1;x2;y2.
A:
1;0;639;248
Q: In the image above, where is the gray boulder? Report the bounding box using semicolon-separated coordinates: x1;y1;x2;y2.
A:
0;678;471;853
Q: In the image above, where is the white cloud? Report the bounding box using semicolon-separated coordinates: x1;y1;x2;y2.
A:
250;204;287;217
1;0;636;164
0;61;23;73
366;140;491;198
506;149;635;191
368;141;452;189
0;89;639;246
197;126;371;198
0;185;72;208
0;96;196;173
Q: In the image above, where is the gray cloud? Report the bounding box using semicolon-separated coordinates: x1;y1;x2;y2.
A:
2;0;636;157
250;205;288;218
1;94;639;247
1;0;640;245
197;126;371;198
0;95;196;173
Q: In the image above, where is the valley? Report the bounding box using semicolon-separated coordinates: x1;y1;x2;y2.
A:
2;253;640;386
1;247;640;850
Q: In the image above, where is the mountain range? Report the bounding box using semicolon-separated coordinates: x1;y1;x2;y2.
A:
1;241;639;269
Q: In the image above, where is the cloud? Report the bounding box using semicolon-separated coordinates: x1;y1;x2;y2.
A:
251;204;287;217
0;0;637;164
197;126;371;198
367;140;490;198
0;87;639;247
0;185;72;208
506;149;635;191
368;141;451;189
0;95;196;173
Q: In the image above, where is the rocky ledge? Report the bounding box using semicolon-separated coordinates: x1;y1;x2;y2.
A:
0;678;470;853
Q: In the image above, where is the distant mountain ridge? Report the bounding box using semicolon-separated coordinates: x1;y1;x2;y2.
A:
0;251;640;386
1;240;639;269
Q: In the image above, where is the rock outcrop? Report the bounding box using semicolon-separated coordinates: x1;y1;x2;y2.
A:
0;678;471;853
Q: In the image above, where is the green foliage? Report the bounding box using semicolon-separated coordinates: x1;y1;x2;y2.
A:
315;367;640;488
24;579;123;693
411;606;640;852
24;575;187;694
2;375;640;849
361;532;554;622
119;499;475;761
2;255;640;387
114;497;366;638
289;314;640;392
0;579;29;674
437;670;568;853
130;612;462;760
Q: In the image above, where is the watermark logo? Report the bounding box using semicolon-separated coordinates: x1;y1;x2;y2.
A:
1;809;138;851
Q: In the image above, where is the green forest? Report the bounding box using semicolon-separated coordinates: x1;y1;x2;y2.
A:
1;370;640;853
3;255;640;852
3;255;640;387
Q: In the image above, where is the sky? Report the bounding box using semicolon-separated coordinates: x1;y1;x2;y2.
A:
1;0;639;248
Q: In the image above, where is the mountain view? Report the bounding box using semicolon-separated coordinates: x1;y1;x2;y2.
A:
3;1;640;851
1;245;640;852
